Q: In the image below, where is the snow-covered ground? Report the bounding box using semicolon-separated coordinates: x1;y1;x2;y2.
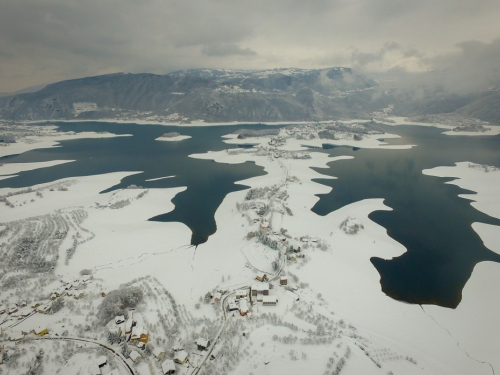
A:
421;162;500;373
0;160;74;181
0;123;131;158
1;125;499;375
155;134;192;142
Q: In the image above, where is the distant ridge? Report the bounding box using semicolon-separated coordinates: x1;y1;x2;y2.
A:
0;68;384;122
1;68;498;124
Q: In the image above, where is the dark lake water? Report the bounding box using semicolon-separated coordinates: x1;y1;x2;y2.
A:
0;122;271;245
311;124;500;308
1;121;499;308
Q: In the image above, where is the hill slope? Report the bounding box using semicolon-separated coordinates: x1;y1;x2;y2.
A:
0;68;388;122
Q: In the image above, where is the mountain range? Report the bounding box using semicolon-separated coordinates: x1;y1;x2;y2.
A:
0;68;498;124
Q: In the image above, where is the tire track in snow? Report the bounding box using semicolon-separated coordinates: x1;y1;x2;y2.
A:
92;244;194;271
419;305;495;375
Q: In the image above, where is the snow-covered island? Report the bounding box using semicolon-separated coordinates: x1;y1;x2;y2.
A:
0;122;499;375
155;132;192;142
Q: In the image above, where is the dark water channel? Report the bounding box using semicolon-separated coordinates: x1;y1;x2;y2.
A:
311;125;500;308
0;122;271;245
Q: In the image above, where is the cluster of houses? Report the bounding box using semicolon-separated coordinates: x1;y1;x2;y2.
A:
0;276;93;327
50;276;92;301
1;324;50;345
225;273;283;317
110;311;149;347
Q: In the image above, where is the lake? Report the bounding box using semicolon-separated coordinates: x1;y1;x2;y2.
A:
1;121;499;308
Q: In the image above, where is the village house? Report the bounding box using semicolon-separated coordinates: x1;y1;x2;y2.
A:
196;338;210;351
36;304;51;314
129;350;142;364
174;350;188;364
73;291;85;299
251;283;270;297
124;317;135;335
235;289;247;299
153;347;166;361
137;342;145;350
30;302;41;309
239;298;249;316
280;276;288;285
9;332;24;342
131;326;149;343
33;326;49;336
227;302;238;312
213;292;222;303
262;296;278;306
255;273;267;282
161;359;176;374
0;306;5;314
8;305;18;314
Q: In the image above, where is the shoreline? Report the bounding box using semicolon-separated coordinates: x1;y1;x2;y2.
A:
0;122;498;374
21;116;500;136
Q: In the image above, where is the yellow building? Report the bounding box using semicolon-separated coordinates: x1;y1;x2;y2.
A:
33;326;49;336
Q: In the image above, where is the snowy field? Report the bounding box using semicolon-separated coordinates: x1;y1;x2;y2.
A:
0;123;499;375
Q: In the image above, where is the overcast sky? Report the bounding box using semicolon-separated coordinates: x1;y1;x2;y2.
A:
1;0;499;92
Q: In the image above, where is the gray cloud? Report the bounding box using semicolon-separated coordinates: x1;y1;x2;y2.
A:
0;0;499;92
202;44;257;57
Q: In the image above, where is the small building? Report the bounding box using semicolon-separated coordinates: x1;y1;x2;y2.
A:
125;318;134;335
131;326;149;344
30;302;42;309
251;283;269;296
227;302;238;312
196;338;210;351
153;348;166;361
262;296;278;306
9;332;24;342
280;276;288;285
239;298;249;316
37;304;51;314
33;326;49;336
74;292;84;299
261;221;269;230
101;292;107;298
0;306;6;314
8;305;18;314
136;342;145;350
213;292;222;303
161;359;176;374
96;356;107;368
255;273;267;282
235;290;247;299
129;350;142;364
50;294;57;301
115;315;125;324
174;350;188;364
